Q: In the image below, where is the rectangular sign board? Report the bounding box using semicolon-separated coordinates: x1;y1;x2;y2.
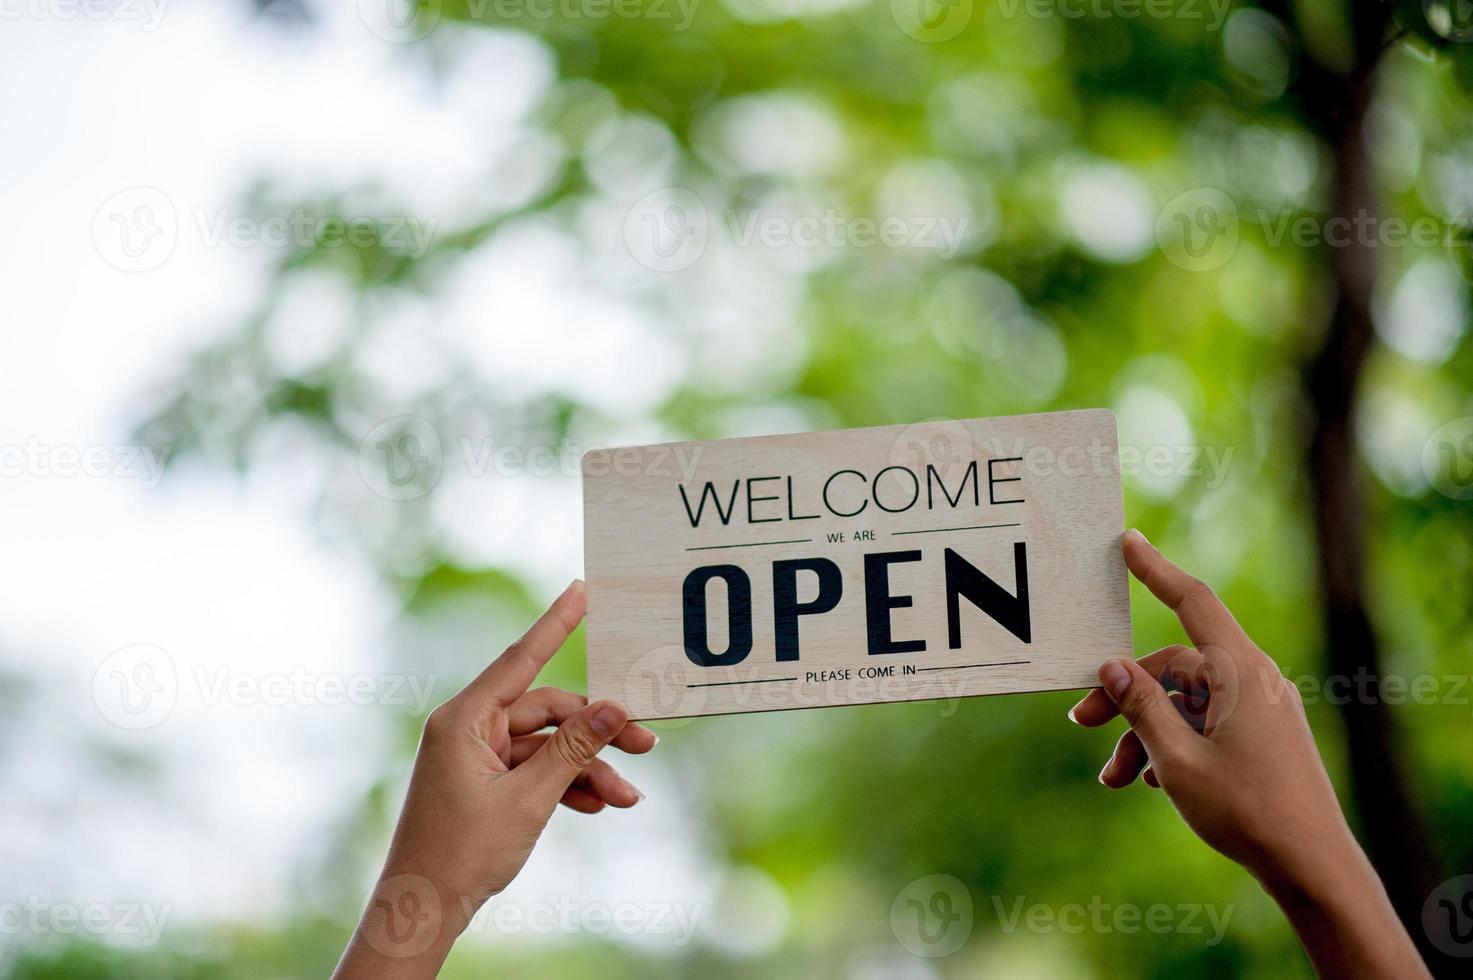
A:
582;409;1131;720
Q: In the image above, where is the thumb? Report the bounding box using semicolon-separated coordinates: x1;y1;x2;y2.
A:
513;700;630;807
1098;659;1196;766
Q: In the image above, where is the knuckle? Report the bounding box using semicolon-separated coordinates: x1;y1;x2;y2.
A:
501;646;535;675
1278;675;1304;706
1120;685;1158;722
551;726;599;771
1184;576;1216;602
422;702;458;741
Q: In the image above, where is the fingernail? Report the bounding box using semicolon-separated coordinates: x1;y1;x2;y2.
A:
1066;705;1079;724
1099;660;1131;701
1125;528;1151;549
591;703;626;737
567;578;586;595
622;779;646;802
650;733;660;746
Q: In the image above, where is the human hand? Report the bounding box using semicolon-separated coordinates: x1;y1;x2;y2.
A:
334;579;657;978
1070;530;1426;978
1069;530;1349;878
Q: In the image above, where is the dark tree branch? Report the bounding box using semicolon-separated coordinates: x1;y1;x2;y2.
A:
1261;0;1453;972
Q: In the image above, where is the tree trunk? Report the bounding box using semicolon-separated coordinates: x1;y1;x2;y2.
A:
1290;5;1452;973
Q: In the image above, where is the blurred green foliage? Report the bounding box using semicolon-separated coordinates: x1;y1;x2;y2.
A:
16;0;1473;977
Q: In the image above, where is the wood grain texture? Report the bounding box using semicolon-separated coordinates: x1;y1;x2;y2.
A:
582;410;1131;719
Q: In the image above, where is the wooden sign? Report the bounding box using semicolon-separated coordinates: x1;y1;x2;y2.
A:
581;410;1131;720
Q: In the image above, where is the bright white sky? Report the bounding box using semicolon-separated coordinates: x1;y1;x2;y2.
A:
0;1;724;958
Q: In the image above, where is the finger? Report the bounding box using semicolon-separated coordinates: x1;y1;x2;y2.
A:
509;700;633;812
1098;658;1200;767
1069;644;1204;727
1122;530;1247;650
1143;767;1161;789
463;580;587;708
559;785;607;814
509;688;659;753
510;736;645;808
1099;729;1149;788
577;758;644;808
509;732;550;765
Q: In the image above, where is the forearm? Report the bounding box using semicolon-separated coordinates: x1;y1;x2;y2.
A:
1260;841;1428;979
332;870;469;980
333;930;454;980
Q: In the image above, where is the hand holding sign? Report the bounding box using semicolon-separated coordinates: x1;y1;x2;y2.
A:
333;524;1430;980
1071;532;1429;980
334;582;656;980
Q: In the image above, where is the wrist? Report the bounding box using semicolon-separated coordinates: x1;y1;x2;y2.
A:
340;866;470;978
1254;828;1426;970
1251;820;1367;913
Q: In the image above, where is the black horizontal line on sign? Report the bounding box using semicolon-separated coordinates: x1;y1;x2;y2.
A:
891;522;1022;536
686;677;799;689
684;539;813;552
916;661;1031;672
